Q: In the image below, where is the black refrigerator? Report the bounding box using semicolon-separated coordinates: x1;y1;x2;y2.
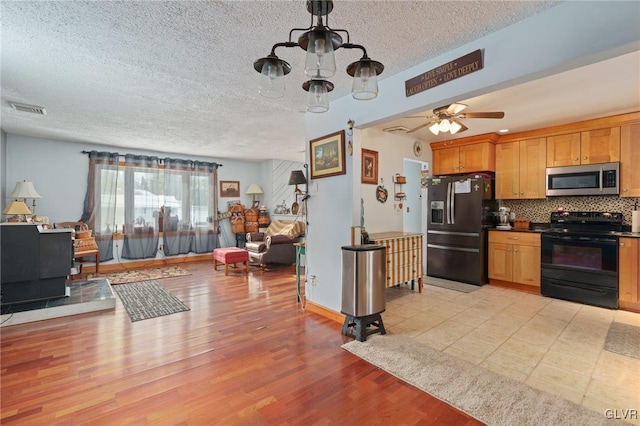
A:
426;175;497;285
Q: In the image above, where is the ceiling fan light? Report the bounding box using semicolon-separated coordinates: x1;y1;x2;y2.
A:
429;122;440;135
303;29;337;78
439;119;451;133
258;58;286;98
449;120;462;134
351;59;378;100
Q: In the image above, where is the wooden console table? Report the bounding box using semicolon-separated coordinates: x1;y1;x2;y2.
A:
369;232;424;293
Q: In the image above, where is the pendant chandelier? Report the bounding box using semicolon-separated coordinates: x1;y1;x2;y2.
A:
253;0;384;113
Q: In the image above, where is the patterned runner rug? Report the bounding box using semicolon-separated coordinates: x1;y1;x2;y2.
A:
88;265;190;284
113;280;190;322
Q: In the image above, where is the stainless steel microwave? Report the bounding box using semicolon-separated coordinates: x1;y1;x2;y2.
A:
546;162;619;196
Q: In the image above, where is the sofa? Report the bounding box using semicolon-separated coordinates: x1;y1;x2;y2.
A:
245;220;305;270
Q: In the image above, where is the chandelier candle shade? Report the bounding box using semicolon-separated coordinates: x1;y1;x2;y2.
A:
253;0;384;112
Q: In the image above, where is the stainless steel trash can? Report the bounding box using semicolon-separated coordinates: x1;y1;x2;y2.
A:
341;244;386;317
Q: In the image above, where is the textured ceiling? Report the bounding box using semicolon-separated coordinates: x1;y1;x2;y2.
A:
4;0;630;164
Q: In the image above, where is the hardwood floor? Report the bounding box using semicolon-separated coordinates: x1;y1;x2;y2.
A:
1;261;481;425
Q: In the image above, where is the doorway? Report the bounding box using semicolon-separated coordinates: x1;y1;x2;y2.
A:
403;158;429;271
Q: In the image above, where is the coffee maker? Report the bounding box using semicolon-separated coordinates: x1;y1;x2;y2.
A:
496;207;512;230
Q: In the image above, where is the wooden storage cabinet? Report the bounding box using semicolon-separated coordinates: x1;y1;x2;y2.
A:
495;138;546;199
620;123;640;197
488;231;540;288
619;237;640;312
369;232;423;293
546;127;620;167
432;141;495;175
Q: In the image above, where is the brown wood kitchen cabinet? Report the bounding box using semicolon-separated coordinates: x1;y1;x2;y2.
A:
488;231;540;290
546;127;620;167
619;237;640;313
431;135;497;176
620;123;640;197
495;138;546;199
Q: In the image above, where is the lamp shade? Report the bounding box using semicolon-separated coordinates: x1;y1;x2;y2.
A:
288;170;307;186
303;28;337;78
304;79;332;113
3;200;32;215
9;181;41;199
246;184;264;195
259;58;286;99
350;60;379;100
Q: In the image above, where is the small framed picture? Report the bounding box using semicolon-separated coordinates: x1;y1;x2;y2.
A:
310;130;346;180
361;149;378;184
220;180;240;197
251;200;260;210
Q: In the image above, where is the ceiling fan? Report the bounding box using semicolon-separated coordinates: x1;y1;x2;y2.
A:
407;103;505;135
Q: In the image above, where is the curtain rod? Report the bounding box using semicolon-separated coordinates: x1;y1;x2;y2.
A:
81;150;223;167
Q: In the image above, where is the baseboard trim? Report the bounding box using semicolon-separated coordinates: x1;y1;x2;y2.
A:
489;279;540;294
305;300;345;324
82;254;212;274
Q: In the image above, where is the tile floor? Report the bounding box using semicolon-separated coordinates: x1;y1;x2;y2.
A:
384;283;640;424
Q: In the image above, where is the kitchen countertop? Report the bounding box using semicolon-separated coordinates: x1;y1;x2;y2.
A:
489;227;640;238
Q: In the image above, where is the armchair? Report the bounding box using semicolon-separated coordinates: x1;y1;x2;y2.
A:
245;220;305;270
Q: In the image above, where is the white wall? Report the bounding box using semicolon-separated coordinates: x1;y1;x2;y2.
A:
3;134;276;259
360;128;414;233
304;1;640;313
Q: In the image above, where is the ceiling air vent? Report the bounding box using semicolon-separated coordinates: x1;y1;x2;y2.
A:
382;125;410;133
9;101;47;115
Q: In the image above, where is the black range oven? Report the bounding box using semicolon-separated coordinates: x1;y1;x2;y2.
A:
541;211;623;309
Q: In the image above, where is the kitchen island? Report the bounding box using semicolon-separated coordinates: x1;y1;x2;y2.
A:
369;232;423;293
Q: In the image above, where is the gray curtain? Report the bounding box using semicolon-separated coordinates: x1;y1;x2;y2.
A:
121;154;160;259
162;159;219;255
80;151;120;262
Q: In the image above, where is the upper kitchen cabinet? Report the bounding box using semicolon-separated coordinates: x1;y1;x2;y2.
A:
620;123;640;197
431;134;497;176
546;127;620;167
495;138;546;200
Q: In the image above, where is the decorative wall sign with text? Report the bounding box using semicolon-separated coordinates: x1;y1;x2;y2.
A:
405;49;484;97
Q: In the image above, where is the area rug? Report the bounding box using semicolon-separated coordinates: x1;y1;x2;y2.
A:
88;265;190;284
423;275;480;293
113;280;190;322
604;321;640;359
342;334;607;426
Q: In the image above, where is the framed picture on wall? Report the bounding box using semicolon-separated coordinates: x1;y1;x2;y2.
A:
361;149;378;184
309;130;346;179
220;180;240;197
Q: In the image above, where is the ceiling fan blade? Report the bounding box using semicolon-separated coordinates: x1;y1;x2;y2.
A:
446;103;467;115
462;111;505;119
407;120;436;134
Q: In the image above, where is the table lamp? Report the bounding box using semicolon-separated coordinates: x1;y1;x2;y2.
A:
2;200;32;222
245;183;264;205
9;180;41;214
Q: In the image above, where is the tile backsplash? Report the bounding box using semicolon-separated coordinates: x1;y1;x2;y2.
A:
502;196;639;225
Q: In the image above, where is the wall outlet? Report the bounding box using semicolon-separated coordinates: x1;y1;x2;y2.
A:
309;275;316;286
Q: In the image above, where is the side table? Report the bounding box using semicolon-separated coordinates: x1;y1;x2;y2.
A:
294;242;305;302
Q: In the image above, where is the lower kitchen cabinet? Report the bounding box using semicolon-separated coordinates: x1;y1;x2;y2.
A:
488;231;540;290
619;237;640;312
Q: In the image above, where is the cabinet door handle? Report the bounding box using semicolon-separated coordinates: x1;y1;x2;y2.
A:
507;237;519;240
574;157;579;161
584;156;588;160
521;192;525;195
620;242;625;247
